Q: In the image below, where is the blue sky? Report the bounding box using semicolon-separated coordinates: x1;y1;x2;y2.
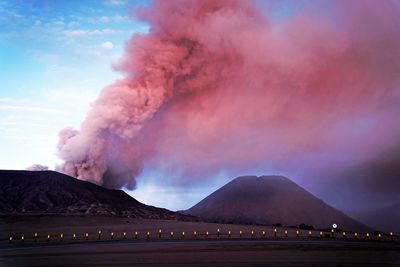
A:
0;0;148;168
0;0;230;210
0;0;299;210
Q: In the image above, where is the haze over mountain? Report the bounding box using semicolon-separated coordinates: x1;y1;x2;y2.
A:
0;170;184;219
352;203;400;233
184;176;368;231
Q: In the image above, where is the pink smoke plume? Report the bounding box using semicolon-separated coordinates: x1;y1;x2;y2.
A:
26;164;49;171
57;0;400;191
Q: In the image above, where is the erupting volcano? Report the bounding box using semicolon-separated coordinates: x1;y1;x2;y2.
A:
56;0;400;219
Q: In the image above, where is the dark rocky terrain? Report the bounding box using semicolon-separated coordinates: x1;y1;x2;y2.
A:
184;175;369;231
0;170;185;219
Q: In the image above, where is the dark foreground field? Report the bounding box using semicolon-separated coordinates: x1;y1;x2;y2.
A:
2;239;400;267
1;216;399;267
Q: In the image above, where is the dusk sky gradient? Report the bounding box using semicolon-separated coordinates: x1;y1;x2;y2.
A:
1;0;399;214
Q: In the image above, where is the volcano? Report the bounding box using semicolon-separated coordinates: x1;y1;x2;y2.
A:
184;175;368;231
0;170;184;219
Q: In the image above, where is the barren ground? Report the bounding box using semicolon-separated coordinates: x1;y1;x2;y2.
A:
1;216;399;267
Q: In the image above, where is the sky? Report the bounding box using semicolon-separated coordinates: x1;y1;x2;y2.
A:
1;0;399;214
0;0;293;210
0;0;158;201
0;0;148;169
0;0;235;210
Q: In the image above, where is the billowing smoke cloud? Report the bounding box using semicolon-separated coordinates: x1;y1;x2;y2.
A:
26;164;49;171
57;0;400;206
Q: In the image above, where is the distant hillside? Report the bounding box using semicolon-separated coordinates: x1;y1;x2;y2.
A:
184;175;369;231
0;170;185;219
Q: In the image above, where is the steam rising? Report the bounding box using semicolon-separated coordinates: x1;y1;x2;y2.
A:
26;164;49;171
57;0;400;196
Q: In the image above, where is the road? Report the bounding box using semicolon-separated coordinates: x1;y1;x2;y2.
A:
1;238;399;267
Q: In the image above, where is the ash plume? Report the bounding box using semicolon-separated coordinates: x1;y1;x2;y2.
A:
57;0;400;197
26;164;49;171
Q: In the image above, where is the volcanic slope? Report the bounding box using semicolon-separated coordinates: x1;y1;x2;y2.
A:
0;170;183;219
184;175;368;231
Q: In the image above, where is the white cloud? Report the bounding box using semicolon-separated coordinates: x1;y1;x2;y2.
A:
67;21;79;27
111;15;129;22
95;15;129;24
96;28;114;35
99;16;110;23
63;28;114;37
44;89;98;109
101;41;114;49
63;29;87;37
53;20;64;26
104;0;125;6
26;164;49;171
0;97;30;104
0;105;64;114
